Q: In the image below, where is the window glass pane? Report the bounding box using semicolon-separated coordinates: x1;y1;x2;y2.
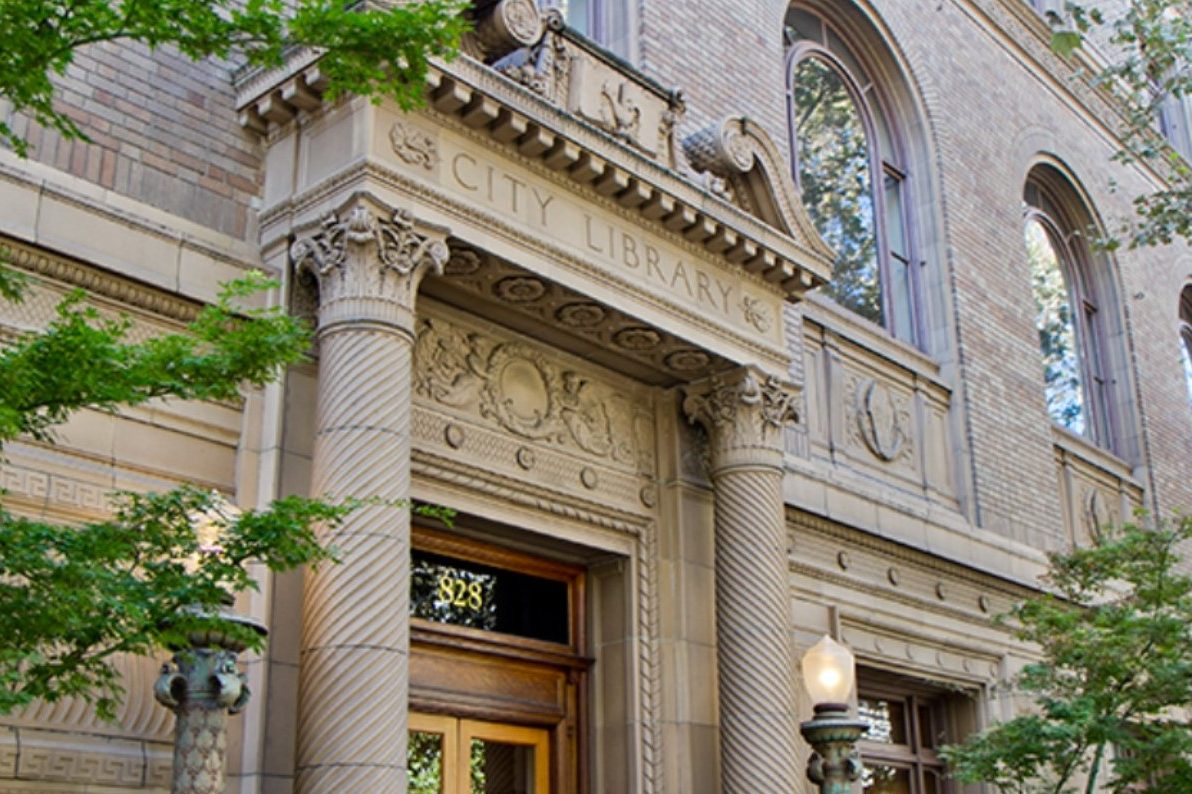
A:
409;731;446;794
884;173;908;260
470;738;538;793
1025;217;1086;434
862;764;912;794
858;697;907;744
917;704;936;749
1182;329;1192;410
793;57;883;326
411;551;570;644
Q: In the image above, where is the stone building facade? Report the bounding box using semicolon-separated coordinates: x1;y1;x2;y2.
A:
1;0;1191;792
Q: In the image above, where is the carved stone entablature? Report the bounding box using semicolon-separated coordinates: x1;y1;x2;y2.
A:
429;242;735;385
290;197;449;333
684;116;834;276
413;312;656;476
240;46;827;301
683;367;800;471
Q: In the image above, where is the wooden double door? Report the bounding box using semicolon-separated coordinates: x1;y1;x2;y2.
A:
409;713;551;794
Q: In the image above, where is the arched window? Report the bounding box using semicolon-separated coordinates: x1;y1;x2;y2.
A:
785;6;919;345
1180;286;1192;410
1023;170;1112;445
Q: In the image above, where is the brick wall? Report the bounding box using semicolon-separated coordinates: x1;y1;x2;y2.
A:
636;0;1192;539
5;40;261;240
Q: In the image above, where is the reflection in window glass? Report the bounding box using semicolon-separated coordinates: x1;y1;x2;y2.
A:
409;731;445;794
858;697;907;744
1025;217;1086;434
471;738;536;794
793;57;882;326
1182;331;1192;410
862;764;912;794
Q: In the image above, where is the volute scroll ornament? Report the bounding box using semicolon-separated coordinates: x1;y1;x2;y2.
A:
469;0;548;62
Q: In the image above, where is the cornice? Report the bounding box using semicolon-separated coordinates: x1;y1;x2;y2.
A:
235;21;834;300
0;236;201;323
788;507;1041;601
962;0;1179;185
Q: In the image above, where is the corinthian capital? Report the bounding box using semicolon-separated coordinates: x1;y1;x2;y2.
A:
290;199;448;334
683;367;799;471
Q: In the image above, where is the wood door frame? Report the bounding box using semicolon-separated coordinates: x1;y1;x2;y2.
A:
410;525;591;794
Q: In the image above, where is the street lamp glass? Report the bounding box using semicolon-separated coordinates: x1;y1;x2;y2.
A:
801;635;856;705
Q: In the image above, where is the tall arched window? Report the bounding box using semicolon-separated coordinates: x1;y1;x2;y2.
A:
785;6;919;344
1179;286;1192;410
1023;170;1112;445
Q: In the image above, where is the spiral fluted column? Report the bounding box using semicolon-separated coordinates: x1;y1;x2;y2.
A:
290;198;447;794
684;368;802;794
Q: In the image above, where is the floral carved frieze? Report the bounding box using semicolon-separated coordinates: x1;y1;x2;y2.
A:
413;314;655;475
850;377;912;464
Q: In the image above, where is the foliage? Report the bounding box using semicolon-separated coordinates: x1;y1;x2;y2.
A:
0;0;468;156
942;516;1192;794
0;268;448;718
1058;1;1192;248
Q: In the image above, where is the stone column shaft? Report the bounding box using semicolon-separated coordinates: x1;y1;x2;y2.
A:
684;368;802;794
291;200;446;794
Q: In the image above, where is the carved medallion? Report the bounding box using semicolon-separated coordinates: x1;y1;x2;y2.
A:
854;379;908;463
1082;488;1112;541
389;122;438;170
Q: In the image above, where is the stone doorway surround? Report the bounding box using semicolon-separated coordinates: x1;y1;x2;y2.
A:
237;2;835;792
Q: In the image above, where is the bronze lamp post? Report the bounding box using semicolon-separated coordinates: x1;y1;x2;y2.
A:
799;636;869;794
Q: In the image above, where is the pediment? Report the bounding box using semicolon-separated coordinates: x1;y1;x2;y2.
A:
683;117;836;267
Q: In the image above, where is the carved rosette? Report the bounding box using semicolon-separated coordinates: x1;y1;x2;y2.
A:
290;200;448;336
683;368;799;472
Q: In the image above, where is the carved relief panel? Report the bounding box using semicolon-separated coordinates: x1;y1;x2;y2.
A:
412;302;657;514
799;318;959;512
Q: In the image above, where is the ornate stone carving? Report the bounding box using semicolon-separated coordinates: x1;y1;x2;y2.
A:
445;244;484;276
290;200;449;332
740;295;772;333
854;379;909;463
499;17;571;104
665;349;711;372
469;0;547;62
389;121;438;170
556;302;606;327
598;81;642;142
413;315;651;472
614;326;662;351
494;275;547;303
1082;487;1113;541
683;367;800;469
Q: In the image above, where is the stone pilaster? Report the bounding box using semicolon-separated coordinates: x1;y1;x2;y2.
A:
290;199;447;794
683;368;801;794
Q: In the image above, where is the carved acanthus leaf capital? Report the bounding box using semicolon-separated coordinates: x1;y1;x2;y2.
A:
290;200;448;332
683;367;799;470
